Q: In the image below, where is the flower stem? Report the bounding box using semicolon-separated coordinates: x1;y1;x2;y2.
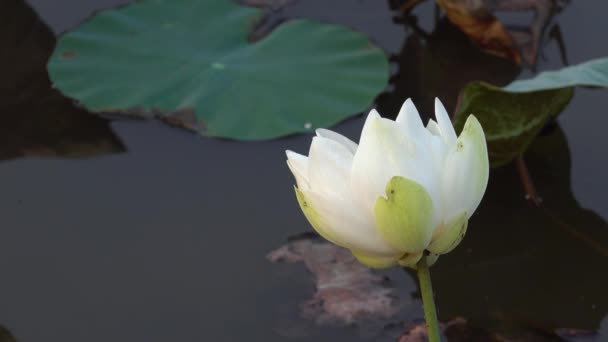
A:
515;156;542;206
416;256;441;342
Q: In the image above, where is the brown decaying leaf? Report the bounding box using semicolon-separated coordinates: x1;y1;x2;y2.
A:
492;0;559;65
425;0;558;65
437;0;522;63
398;317;510;342
267;238;405;325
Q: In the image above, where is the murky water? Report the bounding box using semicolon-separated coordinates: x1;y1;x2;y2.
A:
0;0;606;341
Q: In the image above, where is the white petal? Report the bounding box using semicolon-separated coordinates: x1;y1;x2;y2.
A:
426;119;441;136
350;111;407;214
350;110;441;224
286;150;310;190
302;189;399;257
434;98;457;145
425;120;450;179
396;98;426;141
440;115;489;221
308;136;353;199
315;128;358;154
426;133;449;173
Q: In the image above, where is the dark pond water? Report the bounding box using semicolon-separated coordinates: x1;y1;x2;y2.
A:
0;0;607;341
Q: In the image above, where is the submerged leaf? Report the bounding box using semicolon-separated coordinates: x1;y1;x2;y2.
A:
453;82;572;167
267;237;406;326
48;0;389;140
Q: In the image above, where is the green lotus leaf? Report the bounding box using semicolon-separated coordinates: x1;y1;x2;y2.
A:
454;57;608;167
48;0;389;140
453;82;573;167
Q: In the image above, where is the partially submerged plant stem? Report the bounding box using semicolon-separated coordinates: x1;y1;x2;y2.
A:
416;256;441;342
515;156;543;206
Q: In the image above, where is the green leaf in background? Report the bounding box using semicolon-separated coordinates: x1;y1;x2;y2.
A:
505;57;608;92
453;82;573;167
47;0;389;140
454;57;608;167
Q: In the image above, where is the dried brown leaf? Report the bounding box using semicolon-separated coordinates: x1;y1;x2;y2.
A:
437;0;522;63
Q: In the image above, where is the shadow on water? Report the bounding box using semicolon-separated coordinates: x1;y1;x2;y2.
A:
377;8;608;335
427;125;608;334
271;0;608;335
0;0;124;161
376;14;521;119
369;7;608;334
0;326;16;342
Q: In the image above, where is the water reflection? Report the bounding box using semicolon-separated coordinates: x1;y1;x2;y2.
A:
0;0;124;161
428;125;608;333
377;15;521;120
377;1;573;119
0;325;16;342
0;0;604;341
375;12;608;335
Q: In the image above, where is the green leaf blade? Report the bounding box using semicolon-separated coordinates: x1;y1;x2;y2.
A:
454;82;573;167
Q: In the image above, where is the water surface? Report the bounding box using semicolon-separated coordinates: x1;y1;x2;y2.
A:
0;0;606;341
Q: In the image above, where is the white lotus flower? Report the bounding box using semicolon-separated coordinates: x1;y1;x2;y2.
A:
286;98;489;268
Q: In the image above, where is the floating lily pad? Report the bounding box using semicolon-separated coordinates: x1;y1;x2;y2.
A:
505;57;608;92
47;0;389;140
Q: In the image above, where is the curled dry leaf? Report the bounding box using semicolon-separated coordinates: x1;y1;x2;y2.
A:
495;0;558;65
437;0;521;63
434;0;557;64
267;237;405;325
